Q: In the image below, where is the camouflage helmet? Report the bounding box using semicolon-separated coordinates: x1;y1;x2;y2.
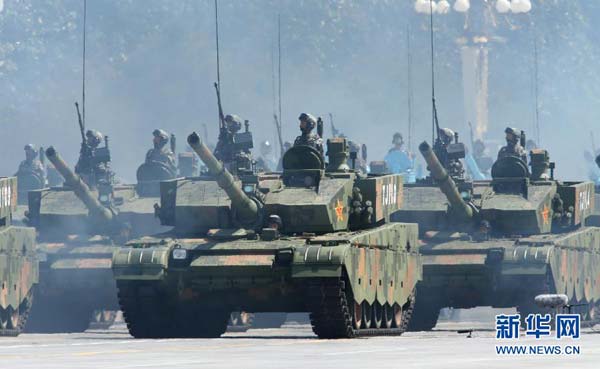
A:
24;144;38;158
85;129;103;147
392;132;404;145
504;127;521;144
224;114;242;132
24;144;37;152
298;113;317;131
267;214;283;228
153;129;169;146
438;128;454;144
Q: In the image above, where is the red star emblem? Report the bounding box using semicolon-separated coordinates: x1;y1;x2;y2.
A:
335;199;345;222
541;204;550;225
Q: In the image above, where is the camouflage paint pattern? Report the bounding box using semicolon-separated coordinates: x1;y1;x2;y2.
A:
0;177;38;335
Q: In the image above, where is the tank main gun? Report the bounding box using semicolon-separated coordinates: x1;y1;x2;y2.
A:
419;141;473;221
45;146;114;223
187;132;259;227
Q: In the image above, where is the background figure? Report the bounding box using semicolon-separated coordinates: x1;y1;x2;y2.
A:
384;133;413;180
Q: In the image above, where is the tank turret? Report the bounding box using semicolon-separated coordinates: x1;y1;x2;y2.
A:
45;147;114;223
187;132;260;227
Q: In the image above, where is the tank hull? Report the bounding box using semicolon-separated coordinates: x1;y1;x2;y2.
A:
0;225;38;336
409;227;600;330
113;222;421;338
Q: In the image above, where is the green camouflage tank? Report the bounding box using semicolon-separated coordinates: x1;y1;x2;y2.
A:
392;142;600;330
112;133;421;338
0;177;38;336
24;147;167;332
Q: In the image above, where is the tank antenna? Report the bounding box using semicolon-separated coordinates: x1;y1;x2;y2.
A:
407;23;413;152
533;35;541;146
277;13;283;139
429;0;440;144
82;0;87;127
214;0;221;92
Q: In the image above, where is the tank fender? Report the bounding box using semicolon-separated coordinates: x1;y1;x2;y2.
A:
112;241;173;281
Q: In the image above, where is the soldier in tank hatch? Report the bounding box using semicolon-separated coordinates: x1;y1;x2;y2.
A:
75;129;114;187
497;127;527;163
293;113;323;156
16;144;46;182
145;129;177;176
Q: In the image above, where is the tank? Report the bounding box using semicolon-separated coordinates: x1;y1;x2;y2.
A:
0;177;38;336
24;147;166;332
392;142;600;330
112;133;421;339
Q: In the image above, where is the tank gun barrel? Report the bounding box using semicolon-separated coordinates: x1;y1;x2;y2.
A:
45;147;113;222
419;141;473;220
187;132;258;225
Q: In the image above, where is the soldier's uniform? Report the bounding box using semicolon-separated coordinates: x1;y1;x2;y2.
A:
497;127;527;163
16;144;46;183
293;113;323;156
145;129;177;175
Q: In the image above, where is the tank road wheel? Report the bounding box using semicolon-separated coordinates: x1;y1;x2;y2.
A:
8;307;19;331
392;304;403;328
0;307;9;332
372;302;384;329
362;302;373;328
352;301;363;330
382;304;394;328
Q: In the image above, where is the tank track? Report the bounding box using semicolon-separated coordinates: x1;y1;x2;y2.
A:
117;281;230;338
307;277;415;338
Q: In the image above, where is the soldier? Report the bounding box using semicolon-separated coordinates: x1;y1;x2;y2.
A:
15;144;46;186
497;127;527;163
145;129;177;176
213;114;243;164
293;113;323;156
384;133;413;175
75;129;113;187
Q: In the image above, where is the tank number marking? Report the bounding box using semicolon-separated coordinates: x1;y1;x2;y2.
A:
579;189;591;212
382;183;398;207
0;183;12;208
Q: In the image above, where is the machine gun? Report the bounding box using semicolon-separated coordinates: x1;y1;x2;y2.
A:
214;82;226;140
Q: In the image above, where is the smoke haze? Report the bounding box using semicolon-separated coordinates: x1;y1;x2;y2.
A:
1;0;599;181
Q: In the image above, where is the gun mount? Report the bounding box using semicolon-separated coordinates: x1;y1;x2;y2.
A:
187;132;260;227
45;147;114;224
419;141;473;221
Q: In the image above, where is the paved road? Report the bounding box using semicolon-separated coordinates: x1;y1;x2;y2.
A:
1;321;599;369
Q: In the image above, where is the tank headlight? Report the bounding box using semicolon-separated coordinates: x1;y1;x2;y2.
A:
172;248;188;260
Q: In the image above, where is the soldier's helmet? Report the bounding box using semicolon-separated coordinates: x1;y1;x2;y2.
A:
86;129;103;148
261;140;273;155
504;127;521;144
392;132;404;146
439;128;455;145
267;214;283;229
153;129;170;146
24;144;38;158
298;113;317;131
224;114;242;133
